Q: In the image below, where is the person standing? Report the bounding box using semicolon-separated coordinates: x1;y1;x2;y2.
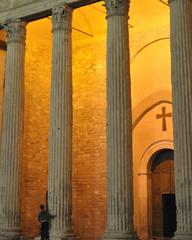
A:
38;204;50;240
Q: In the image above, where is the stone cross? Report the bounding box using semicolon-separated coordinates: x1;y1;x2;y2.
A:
156;106;172;131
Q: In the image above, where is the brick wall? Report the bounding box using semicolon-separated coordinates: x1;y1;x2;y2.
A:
72;39;107;240
21;32;107;240
22;42;51;238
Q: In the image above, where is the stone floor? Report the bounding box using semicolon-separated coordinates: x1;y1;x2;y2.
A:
149;238;172;240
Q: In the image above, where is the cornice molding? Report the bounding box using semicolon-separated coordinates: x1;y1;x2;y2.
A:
0;0;98;24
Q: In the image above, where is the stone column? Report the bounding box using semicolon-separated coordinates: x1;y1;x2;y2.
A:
0;19;26;240
169;0;192;239
102;0;138;239
48;5;76;240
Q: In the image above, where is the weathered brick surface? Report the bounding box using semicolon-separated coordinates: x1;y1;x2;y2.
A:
21;33;107;240
22;42;51;238
72;40;107;240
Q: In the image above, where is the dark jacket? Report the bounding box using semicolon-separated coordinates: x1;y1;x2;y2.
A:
38;209;51;222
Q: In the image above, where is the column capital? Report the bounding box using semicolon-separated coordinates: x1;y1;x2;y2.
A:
52;4;73;32
104;0;130;17
4;19;26;44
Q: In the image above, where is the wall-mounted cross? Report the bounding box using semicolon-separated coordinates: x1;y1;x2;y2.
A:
156;106;172;131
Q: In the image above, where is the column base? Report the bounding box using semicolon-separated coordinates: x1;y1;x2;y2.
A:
102;231;139;240
174;232;192;240
0;228;22;240
49;230;77;240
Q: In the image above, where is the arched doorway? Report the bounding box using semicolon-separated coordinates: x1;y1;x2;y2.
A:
151;149;176;238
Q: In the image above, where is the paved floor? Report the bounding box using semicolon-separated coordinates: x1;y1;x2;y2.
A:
149;238;172;240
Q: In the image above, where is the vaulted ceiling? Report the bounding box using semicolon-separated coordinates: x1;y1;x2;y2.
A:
71;0;169;40
0;0;169;42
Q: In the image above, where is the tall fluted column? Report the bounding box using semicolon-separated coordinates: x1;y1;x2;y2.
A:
0;19;26;240
102;1;138;239
169;0;192;239
48;5;76;240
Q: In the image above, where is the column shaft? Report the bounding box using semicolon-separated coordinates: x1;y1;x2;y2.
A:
48;5;76;240
103;0;138;239
0;20;26;239
169;0;192;239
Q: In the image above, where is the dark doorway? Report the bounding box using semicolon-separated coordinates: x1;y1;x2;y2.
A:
162;194;176;237
151;149;176;237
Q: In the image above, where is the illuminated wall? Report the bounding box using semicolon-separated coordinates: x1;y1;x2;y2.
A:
21;17;107;239
0;1;173;239
21;19;51;237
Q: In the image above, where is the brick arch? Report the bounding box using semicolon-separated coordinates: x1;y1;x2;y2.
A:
130;38;170;64
132;90;172;130
139;140;174;174
138;141;174;239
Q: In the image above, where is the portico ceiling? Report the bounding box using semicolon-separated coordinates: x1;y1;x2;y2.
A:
49;0;170;41
0;0;169;42
71;0;169;41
